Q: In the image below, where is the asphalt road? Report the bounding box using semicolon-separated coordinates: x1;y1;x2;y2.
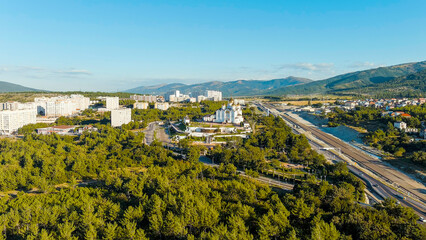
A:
258;102;426;220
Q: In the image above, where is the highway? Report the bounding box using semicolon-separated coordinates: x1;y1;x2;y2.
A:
257;102;426;219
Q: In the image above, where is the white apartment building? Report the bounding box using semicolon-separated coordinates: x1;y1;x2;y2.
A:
214;100;244;124
0;109;37;135
131;95;157;103
35;95;90;117
155;102;169;111
106;97;120;110
70;94;90;110
1;102;37;111
206;90;222;101
111;108;132;127
134;101;149;109
167;90;191;102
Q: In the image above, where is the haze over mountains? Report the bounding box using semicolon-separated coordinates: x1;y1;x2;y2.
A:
0;60;425;97
126;60;426;97
125;77;312;97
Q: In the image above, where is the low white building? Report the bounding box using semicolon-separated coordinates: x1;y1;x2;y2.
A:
133;102;149;109
0;109;37;135
233;99;245;105
37;125;77;135
394;121;407;130
111;108;132;127
203;114;215;122
197;95;208;102
214;101;244;124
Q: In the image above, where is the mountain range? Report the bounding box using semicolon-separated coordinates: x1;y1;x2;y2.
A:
0;60;425;97
270;61;426;96
126;60;426;97
125;77;312;97
0;81;40;93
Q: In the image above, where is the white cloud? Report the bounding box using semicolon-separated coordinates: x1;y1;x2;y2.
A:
278;62;335;71
54;69;92;75
348;61;378;68
0;65;92;77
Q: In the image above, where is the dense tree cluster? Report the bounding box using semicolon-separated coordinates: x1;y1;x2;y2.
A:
0;106;424;239
210;115;327;170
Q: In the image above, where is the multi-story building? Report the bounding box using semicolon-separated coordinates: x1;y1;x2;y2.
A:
166;90;191;102
35;95;90;117
106;97;120;110
133;101;149;109
111;108;132;127
206;90;222;101
0;109;37;135
131;95;157;103
155;102;169;111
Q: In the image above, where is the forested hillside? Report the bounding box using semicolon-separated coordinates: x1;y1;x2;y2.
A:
125;77;312;97
270;61;426;96
0;81;41;92
339;70;426;97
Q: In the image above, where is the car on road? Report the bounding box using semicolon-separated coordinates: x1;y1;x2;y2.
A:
396;194;406;200
419;217;426;223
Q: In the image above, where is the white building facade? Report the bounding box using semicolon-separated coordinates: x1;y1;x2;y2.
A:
206;90;222;101
111;108;132;127
155;102;169;111
35;95;90;117
214;101;244;124
134;102;149;109
106;97;120;110
0;109;37;135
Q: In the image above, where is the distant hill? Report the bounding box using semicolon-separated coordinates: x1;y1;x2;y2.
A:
0;81;41;93
338;69;426;97
125;77;312;97
269;60;426;96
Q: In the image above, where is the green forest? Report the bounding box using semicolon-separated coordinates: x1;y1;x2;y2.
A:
0;106;424;239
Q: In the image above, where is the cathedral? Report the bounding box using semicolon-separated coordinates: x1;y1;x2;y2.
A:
214;100;244;124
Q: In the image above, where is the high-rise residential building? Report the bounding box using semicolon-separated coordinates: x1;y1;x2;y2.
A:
106;97;120;110
111;108;132;127
0;109;37;135
134;101;149;109
206;90;222;101
35;95;90;117
166;90;190;102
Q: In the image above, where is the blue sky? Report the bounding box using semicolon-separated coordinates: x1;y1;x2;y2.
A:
0;0;425;91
